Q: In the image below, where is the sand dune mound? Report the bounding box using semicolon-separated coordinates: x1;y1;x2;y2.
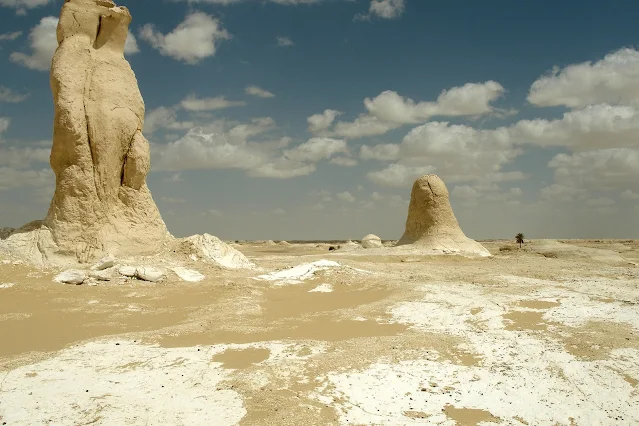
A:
526;239;625;263
396;174;490;257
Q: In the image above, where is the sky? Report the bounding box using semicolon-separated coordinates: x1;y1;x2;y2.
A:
1;0;639;241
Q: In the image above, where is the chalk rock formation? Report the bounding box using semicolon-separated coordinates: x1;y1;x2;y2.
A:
396;174;490;257
361;234;383;249
1;0;169;266
175;234;255;269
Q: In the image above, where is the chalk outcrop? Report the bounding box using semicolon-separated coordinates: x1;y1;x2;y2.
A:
361;234;383;249
1;0;169;266
396;174;490;257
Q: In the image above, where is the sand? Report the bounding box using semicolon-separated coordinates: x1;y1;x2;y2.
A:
1;239;638;425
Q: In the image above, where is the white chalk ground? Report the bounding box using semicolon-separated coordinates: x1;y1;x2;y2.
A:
314;279;639;425
0;282;15;288
0;340;321;425
308;283;334;293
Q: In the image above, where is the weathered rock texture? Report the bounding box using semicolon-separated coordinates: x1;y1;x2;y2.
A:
1;0;168;266
45;0;168;259
396;174;490;257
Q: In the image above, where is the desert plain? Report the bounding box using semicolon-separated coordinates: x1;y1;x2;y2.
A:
1;238;638;425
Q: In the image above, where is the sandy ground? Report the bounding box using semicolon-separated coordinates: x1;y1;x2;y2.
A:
0;240;638;425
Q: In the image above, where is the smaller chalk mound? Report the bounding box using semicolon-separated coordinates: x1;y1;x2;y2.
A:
361;234;383;249
175;234;255;269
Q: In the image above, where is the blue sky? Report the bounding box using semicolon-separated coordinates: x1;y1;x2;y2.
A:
1;0;639;240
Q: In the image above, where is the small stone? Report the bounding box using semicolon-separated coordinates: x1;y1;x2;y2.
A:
54;270;87;285
135;266;165;282
118;266;137;277
91;254;116;271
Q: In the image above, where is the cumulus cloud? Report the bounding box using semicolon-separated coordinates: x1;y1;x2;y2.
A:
323;81;506;139
367;164;435;188
355;0;405;21
0;117;10;135
283;137;347;163
0;167;52;190
154;128;267;172
124;33;140;55
0;31;22;41
140;12;230;64
307;109;342;134
180;95;246;111
330;157;358;166
276;36;294;47
0;86;29;103
359;143;399;161
364;121;519;187
337;191;356;202
245;85;275;98
0;0;50;13
528;48;639;108
10;16;58;71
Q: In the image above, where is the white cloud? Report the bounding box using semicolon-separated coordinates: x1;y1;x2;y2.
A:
159;196;186;204
0;0;50;11
226;117;276;143
585;197;615;207
124;32;140;55
359;143;399;161
0;167;52;190
0;31;22;41
510;104;639;150
144;106;194;134
337;191;356;202
547;149;639;193
621;190;639;200
330;157;358;167
207;209;223;217
154;127;267;172
328;81;505;139
283;137;347;163
0;117;10;134
356;0;405;20
250;161;316;179
245;85;275;98
163;173;183;183
0;147;50;168
10;16;58;71
271;208;286;215
0;86;29;103
140;12;230;64
307;109;342;134
367;164;435;188
365;121;519;187
276;36;294;47
180;95;246;111
528;48;639;108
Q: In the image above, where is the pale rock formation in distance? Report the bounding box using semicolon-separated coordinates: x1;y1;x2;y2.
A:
361;234;383;249
396;174;490;257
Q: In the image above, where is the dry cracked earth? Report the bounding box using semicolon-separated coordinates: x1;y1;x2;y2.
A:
0;240;638;425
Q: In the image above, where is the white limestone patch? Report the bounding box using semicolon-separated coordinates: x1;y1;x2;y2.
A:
0;340;247;425
254;260;342;285
314;282;639;425
309;283;333;293
171;267;205;282
0;282;15;289
253;260;371;286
